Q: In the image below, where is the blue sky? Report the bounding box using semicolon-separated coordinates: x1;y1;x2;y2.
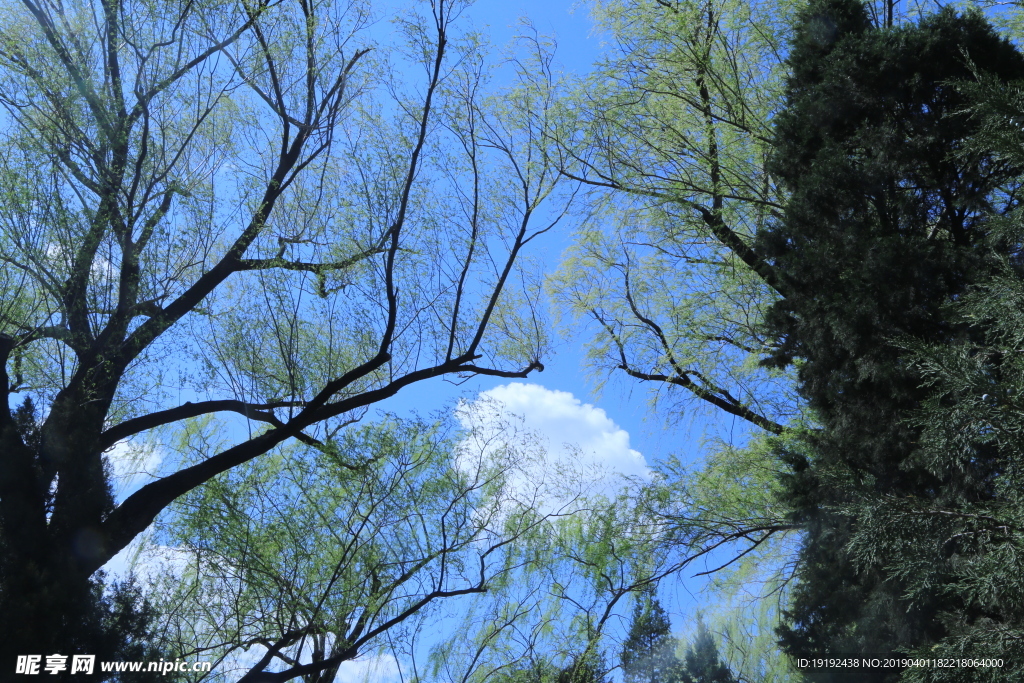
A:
360;0;753;509
335;0;758;650
102;0;758;674
362;0;713;473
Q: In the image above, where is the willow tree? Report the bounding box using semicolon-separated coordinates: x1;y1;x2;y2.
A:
0;0;572;669
551;0;801;438
545;3;803;659
148;415;586;682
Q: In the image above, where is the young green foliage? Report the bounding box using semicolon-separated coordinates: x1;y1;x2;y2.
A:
0;0;574;669
550;0;802;434
150;417;527;680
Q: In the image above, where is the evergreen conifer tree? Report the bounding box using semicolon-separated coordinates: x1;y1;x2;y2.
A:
621;593;683;683
679;619;737;683
843;71;1024;681
558;653;609;683
0;398;169;680
757;0;1024;678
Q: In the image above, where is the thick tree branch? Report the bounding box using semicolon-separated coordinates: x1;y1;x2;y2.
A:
236;246;384;274
592;309;783;435
97;399;306;451
557;175;789;299
621;367;783;435
97;354;542;573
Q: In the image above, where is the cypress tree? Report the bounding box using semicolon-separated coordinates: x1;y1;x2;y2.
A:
621;593;683;683
852;73;1024;680
679;619;736;683
558;653;609;683
757;0;1024;678
0;398;168;680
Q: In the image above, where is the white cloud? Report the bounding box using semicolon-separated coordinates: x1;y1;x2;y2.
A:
456;383;649;511
105;439;163;502
100;526;192;586
100;441;175;583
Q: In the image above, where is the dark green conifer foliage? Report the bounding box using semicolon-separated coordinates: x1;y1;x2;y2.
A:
849;75;1024;681
492;653;608;683
757;0;1024;678
679;620;736;683
621;593;682;683
558;653;609;683
0;397;168;681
